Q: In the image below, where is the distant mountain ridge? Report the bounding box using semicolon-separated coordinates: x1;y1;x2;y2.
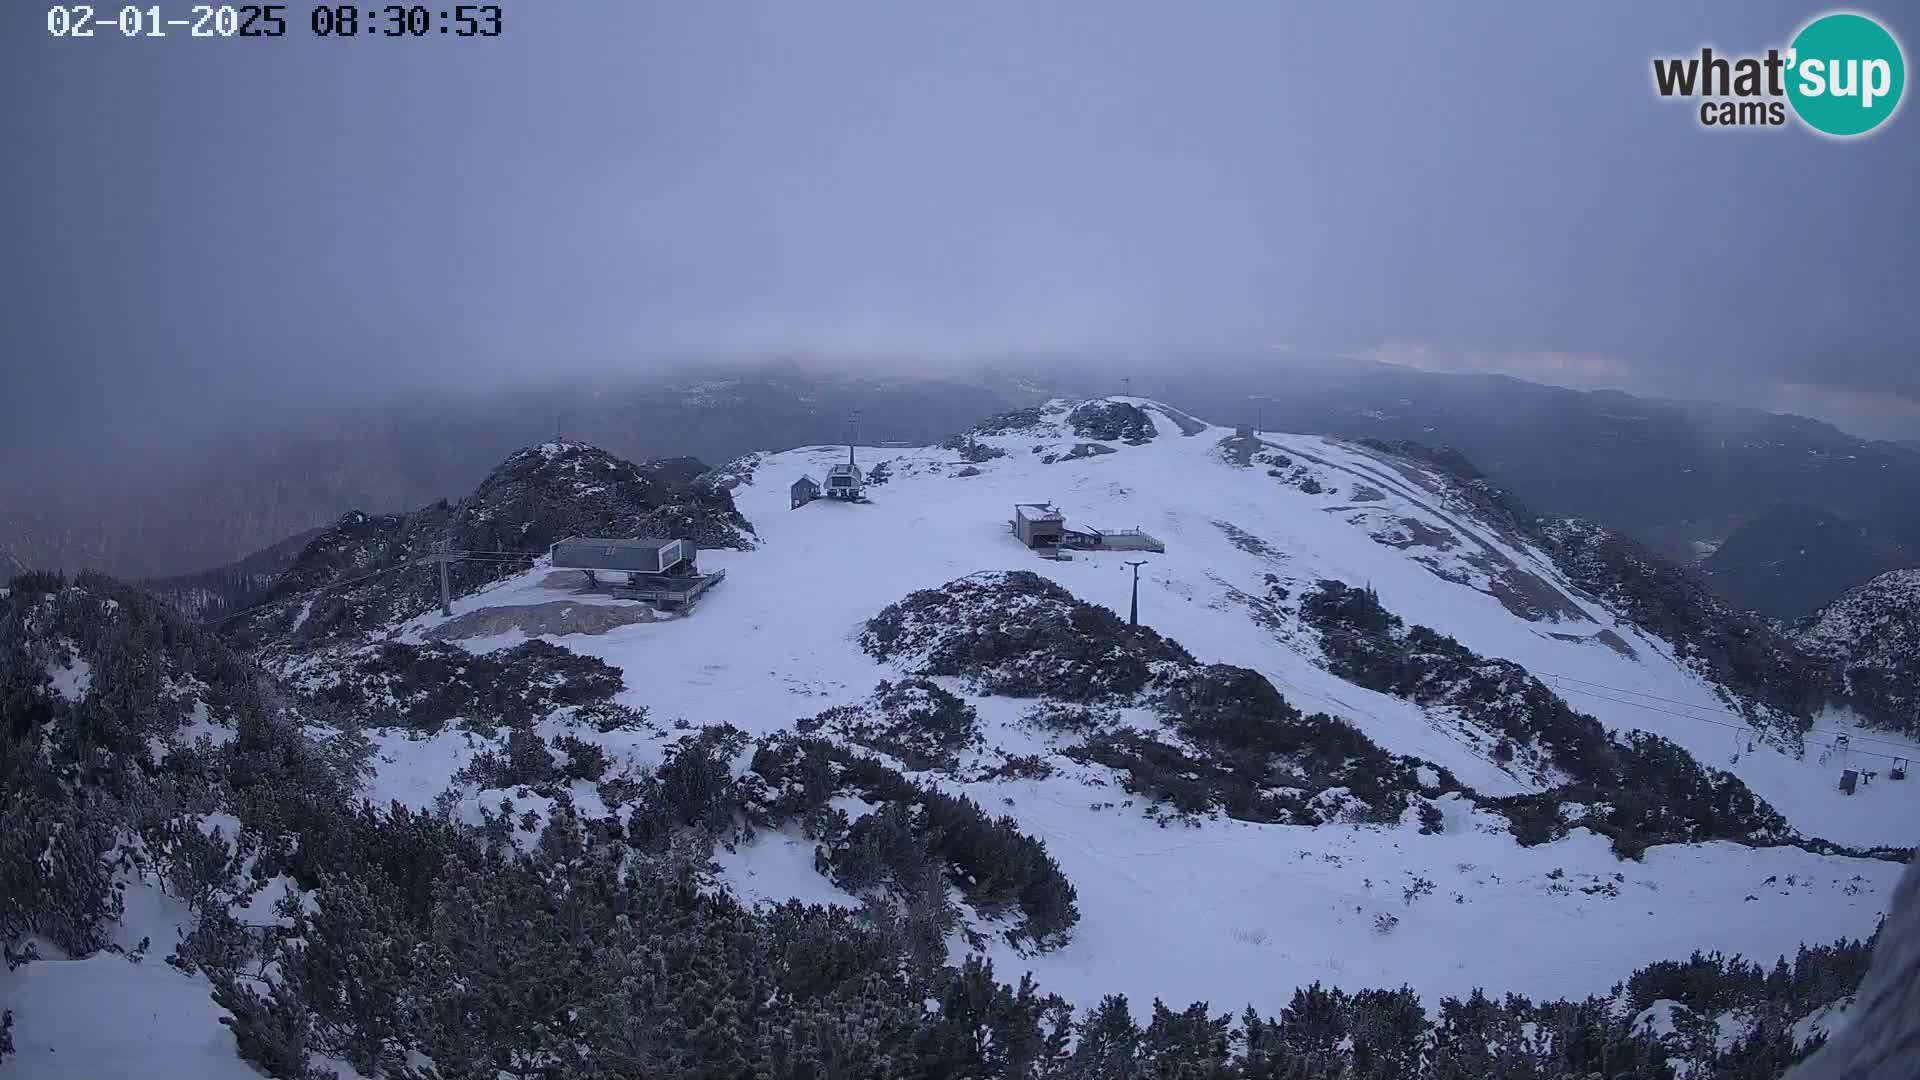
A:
1699;503;1905;622
1;368;1045;582
6;362;1916;619
1123;364;1920;619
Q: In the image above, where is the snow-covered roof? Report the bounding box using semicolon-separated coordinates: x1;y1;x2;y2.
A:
1014;502;1064;521
557;535;676;551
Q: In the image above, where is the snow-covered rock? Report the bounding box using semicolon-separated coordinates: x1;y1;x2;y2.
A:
1799;569;1920;735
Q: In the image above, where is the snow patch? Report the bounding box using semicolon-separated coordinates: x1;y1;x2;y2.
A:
47;655;90;701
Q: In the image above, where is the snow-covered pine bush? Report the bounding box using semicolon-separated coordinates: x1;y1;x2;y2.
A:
456;728;560;790
861;571;1194;702
211;978;321;1080
966;406;1049;437
1068;727;1267;821
551;733;610;782
1023;701;1119;732
1418;802;1445;834
11;570;1899;1080
1067;401;1157;444
0;572;300;956
830;677;982;772
748;731;1080;948
1403;876;1436;906
1154;663;1439;826
299;638;634;735
1301;579;1791;858
940;433;1009;462
648;724;752;842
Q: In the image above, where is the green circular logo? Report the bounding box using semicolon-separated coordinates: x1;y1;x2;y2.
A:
1786;12;1906;136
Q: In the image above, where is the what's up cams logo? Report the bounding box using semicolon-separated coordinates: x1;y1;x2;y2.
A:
1653;10;1905;137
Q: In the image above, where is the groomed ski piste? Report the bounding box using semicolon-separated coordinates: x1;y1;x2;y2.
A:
7;398;1916;1077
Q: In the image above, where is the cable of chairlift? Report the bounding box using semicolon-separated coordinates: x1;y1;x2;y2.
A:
1542;672;1920;758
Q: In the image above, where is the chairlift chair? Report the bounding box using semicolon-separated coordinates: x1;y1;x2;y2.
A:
1893;757;1910;781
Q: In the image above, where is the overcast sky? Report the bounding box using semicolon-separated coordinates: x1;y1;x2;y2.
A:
6;2;1918;452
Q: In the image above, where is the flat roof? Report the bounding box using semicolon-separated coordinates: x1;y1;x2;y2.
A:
557;536;676;550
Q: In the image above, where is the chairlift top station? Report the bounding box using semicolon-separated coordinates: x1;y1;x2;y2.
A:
548;535;725;611
551;536;692;576
1010;501;1164;560
793;413;873;507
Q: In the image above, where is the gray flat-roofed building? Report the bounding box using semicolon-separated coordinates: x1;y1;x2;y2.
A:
550;536;692;576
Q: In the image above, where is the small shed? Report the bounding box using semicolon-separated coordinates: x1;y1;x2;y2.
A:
550;536;693;579
791;474;820;509
1839;769;1859;795
1012;503;1066;548
825;462;865;500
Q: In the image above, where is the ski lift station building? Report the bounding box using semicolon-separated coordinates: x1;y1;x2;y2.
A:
550;536;694;584
1011;502;1165;555
825;462;865;500
1011;502;1066;547
548;535;726;610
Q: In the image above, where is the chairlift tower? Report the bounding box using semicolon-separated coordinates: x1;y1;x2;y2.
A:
824;412;868;501
1124;559;1148;626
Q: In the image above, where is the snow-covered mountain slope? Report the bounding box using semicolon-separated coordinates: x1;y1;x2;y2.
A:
349;398;1919;1015
1799;569;1920;737
224;439;754;652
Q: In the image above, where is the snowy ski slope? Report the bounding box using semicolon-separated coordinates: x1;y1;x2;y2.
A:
10;400;1918;1074
372;399;1918;1014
